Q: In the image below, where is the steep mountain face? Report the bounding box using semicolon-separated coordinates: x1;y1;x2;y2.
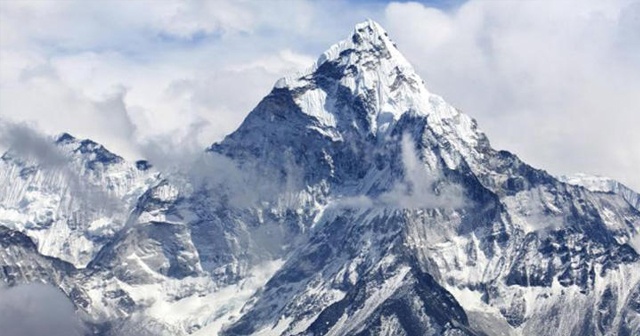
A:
1;20;640;336
559;173;640;211
0;133;157;267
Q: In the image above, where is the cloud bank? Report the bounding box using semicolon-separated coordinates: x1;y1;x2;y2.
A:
0;284;85;336
384;0;640;190
1;0;638;190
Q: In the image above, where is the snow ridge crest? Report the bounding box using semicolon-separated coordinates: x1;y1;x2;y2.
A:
273;19;441;137
275;19;417;91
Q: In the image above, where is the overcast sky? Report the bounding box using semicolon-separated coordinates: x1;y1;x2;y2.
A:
1;0;639;190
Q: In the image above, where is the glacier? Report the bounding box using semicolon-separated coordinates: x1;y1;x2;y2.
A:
1;20;639;336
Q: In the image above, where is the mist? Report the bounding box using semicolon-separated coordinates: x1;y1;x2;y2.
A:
0;121;67;167
0;283;85;336
136;126;305;210
336;134;466;211
0;120;121;212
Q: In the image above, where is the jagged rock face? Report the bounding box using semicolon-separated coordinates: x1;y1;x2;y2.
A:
1;20;640;336
0;133;157;267
559;173;640;211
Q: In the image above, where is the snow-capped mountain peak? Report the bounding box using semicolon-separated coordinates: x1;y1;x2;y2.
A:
216;20;484;193
0;132;158;267
206;21;640;335
559;173;640;211
273;20;441;138
2;20;640;336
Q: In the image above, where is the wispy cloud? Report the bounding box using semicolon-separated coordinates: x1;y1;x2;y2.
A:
0;283;85;336
336;134;466;210
381;134;465;209
0;121;120;211
0;121;67;168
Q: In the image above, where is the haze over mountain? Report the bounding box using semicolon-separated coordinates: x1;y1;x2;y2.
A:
1;20;639;336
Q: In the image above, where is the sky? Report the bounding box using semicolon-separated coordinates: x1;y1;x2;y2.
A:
0;0;639;190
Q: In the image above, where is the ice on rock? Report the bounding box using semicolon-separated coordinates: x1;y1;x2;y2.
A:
274;19;439;137
0;133;158;267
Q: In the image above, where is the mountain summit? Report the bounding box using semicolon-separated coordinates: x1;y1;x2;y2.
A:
213;20;484;191
273;19;454;137
2;21;640;336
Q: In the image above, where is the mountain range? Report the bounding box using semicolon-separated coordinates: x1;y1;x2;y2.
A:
1;20;639;336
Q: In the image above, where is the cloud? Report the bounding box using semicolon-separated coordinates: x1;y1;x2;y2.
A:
383;0;640;190
0;121;67;168
1;0;638;193
0;50;139;159
0;121;120;211
381;134;465;209
173;150;305;210
135;121;306;210
0;0;363;162
336;134;466;210
0;283;85;336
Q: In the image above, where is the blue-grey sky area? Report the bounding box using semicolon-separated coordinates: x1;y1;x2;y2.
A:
1;0;639;190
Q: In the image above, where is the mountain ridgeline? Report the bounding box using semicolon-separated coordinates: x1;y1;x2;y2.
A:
1;20;639;336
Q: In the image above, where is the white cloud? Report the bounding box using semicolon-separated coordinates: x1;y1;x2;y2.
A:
383;134;465;209
1;0;638;192
383;0;640;190
0;0;351;160
0;50;138;158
